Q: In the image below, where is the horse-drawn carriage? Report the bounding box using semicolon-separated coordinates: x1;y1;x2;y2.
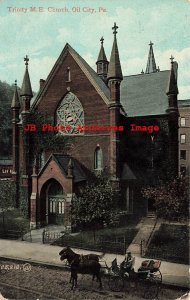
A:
106;257;162;299
59;247;162;299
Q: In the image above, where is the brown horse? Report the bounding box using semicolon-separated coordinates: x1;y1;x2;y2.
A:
59;246;102;289
59;246;103;263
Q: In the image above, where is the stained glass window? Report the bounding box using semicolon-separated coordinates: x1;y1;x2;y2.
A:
56;92;84;135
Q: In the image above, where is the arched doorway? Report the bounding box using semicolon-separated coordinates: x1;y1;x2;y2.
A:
46;180;65;225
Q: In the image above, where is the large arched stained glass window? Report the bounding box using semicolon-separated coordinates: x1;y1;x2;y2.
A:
56;92;84;135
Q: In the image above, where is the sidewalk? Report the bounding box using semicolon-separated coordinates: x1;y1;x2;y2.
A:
0;239;189;289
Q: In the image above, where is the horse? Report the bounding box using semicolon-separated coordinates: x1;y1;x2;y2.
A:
59;246;102;289
59;246;103;263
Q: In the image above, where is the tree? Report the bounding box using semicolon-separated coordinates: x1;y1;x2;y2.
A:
142;177;189;221
28;111;71;163
72;175;120;239
0;180;16;229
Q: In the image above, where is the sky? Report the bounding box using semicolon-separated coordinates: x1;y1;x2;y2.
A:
0;0;190;99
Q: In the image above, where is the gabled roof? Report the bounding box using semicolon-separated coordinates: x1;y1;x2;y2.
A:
121;163;136;180
32;43;110;109
38;154;86;183
120;70;170;117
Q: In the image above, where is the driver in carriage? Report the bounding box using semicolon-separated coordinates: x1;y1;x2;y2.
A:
120;252;135;275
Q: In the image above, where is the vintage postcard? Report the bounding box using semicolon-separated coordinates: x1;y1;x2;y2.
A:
0;0;189;299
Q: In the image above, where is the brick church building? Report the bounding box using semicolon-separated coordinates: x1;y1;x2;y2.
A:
11;23;179;229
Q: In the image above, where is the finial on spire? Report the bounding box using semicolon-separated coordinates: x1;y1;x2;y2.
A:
145;41;157;73
15;80;17;86
112;22;118;35
24;55;29;67
100;37;104;45
170;55;174;64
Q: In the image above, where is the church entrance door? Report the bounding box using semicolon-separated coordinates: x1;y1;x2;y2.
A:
46;180;65;225
48;196;64;225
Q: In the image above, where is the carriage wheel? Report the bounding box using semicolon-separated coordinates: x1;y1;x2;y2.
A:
143;280;159;299
108;275;124;292
143;271;162;299
151;270;162;284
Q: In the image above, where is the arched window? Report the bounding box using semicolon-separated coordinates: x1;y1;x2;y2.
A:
39;151;45;169
56;92;84;135
94;146;103;170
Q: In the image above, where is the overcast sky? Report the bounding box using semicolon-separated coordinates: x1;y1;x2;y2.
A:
0;0;190;99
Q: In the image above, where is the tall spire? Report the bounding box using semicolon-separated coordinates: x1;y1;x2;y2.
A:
97;37;108;61
145;41;157;74
96;37;109;80
107;23;123;81
11;80;20;109
20;55;33;97
166;55;178;95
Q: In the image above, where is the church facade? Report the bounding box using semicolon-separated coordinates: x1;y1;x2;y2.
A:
11;24;179;229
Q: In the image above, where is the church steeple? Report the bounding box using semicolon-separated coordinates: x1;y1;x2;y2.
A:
96;37;109;81
107;23;123;81
145;41;157;73
20;55;33;98
166;55;178;95
20;55;33;112
11;80;20;109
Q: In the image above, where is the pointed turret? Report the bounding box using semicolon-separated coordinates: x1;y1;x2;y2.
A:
107;23;122;187
107;23;123;81
20;56;33;113
145;41;157;73
166;55;179;177
166;55;178;95
96;37;109;81
20;55;33;97
11;80;20;206
11;80;20;109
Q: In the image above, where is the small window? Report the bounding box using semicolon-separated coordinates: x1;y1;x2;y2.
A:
58;201;64;214
180;150;186;160
180;165;186;176
180;134;186;144
180;118;186;127
66;67;71;82
94;146;103;170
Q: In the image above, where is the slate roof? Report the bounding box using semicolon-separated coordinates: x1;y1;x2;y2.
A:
178;99;190;107
121;163;136;180
120;70;170;117
53;154;86;183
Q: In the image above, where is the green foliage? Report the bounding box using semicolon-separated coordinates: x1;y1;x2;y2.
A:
19;187;29;217
142;177;189;220
72;175;120;230
0;208;30;237
28;111;71;162
0;80;14;157
0;180;16;211
146;224;189;264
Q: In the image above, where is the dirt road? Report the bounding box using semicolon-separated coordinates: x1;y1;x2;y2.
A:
0;260;186;300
